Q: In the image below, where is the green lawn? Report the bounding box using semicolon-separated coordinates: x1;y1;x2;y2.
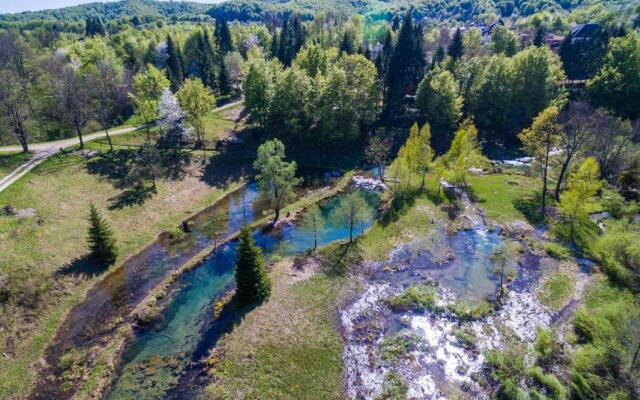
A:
467;173;539;224
0;119;248;399
0;152;33;177
206;260;345;400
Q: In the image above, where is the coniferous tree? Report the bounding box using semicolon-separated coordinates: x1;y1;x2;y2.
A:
431;46;445;69
383;9;425;117
215;18;234;56
166;35;184;91
277;14;306;66
534;26;545;47
87;204;117;267
218;57;232;95
448;28;464;62
234;225;271;305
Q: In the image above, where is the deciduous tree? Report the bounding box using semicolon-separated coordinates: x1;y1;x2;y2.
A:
253;139;301;224
176;78;216;147
518;106;562;217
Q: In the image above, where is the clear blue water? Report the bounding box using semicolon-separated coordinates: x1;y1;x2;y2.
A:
105;190;380;400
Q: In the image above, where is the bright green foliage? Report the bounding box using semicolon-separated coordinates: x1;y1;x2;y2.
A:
86;204;117;267
130;65;170;133
294;45;338;77
243;59;279;128
330;191;372;243
485;342;529;399
253;139;301;223
570;279;638;399
518;106;562;216
588;31;640;118
555;157;603;248
528;367;567;400
534;328;562;369
592;221;640;288
234;225;271;305
415;68;463;145
441;120;487;186
394;122;434;189
385;283;438;312
490;25;518;56
470;55;514;140
176;78;216;145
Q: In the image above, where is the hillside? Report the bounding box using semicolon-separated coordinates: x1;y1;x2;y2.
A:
0;0;217;23
206;0;634;22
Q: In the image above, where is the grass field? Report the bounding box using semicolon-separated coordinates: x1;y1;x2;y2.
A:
467;172;539;224
0;152;32;177
206;259;346;400
0;113;247;399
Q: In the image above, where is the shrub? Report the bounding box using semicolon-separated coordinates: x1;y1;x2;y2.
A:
376;371;408;400
528;366;567;400
538;272;575;311
534;328;561;369
380;331;424;364
385;283;438;312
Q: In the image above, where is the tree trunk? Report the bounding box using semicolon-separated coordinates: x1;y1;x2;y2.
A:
349;218;354;243
76;125;84;149
104;128;113;152
555;156;572;202
16;126;29;153
420;170;426;190
541;140;551;217
631;338;640;373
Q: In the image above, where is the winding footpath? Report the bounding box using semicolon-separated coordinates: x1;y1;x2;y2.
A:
0;126;138;193
0;98;244;194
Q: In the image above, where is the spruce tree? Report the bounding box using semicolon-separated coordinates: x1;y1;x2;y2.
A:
234;225;271;305
448;28;464;61
534;26;545;47
218;58;232;95
166;35;184;91
87;204;117;267
215;18;233;56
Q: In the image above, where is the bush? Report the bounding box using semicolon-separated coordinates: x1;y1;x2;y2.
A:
538;272;575;310
544;242;571;260
591;221;640;289
385;283;438;312
534;328;561;369
528;366;566;400
376;371;408;400
380;331;424;364
447;299;494;320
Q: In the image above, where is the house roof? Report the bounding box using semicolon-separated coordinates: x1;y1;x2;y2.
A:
570;23;600;38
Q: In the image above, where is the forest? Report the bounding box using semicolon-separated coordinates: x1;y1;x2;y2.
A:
0;0;639;399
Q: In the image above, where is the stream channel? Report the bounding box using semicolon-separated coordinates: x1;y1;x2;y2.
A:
340;188;582;399
104;177;380;399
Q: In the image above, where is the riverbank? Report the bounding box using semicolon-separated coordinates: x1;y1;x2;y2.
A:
0;106;250;400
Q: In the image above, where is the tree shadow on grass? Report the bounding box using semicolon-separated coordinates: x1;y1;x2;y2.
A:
108;183;156;210
86;150;139;189
56;254;109;279
513;194;545;225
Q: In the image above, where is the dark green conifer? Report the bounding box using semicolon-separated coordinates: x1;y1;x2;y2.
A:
234;225;271;305
166;35;184;91
87;204;117;267
448;28;464;61
534;26;545;47
215;18;234;55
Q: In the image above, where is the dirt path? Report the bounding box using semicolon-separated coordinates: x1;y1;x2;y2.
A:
0;99;244;194
0;126;138;193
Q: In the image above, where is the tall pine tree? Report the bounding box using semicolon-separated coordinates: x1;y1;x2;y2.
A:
234;225;271;305
87;204;117;267
383;9;425;117
215;18;234;55
448;28;464;62
166;35;184;91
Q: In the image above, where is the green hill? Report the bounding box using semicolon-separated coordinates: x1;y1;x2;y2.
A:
0;0;217;23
